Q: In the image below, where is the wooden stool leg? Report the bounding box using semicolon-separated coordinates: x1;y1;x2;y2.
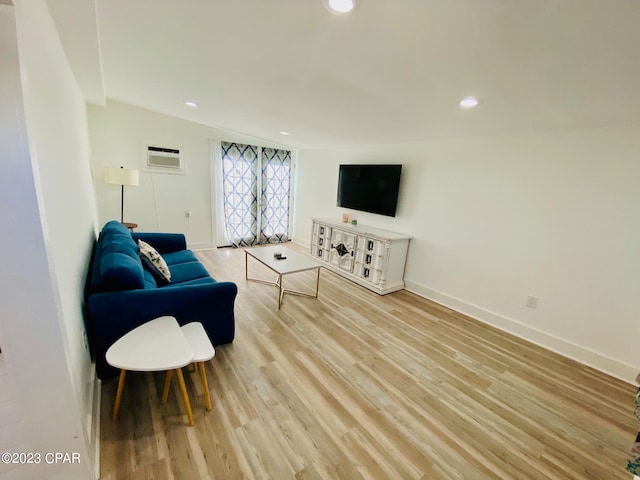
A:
175;368;194;426
162;370;173;404
112;369;127;420
198;362;212;411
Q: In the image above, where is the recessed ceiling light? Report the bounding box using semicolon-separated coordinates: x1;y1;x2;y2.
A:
280;131;290;136
323;0;355;14
185;101;197;108
460;96;480;108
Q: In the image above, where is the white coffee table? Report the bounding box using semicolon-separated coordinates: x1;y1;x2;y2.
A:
106;316;195;425
245;245;322;309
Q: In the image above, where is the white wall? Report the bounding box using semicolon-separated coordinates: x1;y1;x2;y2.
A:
293;126;640;383
0;1;98;478
0;8;29;476
88;100;286;248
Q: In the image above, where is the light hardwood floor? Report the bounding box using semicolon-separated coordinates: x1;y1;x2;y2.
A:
100;245;637;479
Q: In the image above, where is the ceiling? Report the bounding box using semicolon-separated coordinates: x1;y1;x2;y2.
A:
49;0;640;148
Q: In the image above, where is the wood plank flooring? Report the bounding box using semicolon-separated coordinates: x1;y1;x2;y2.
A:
100;244;637;479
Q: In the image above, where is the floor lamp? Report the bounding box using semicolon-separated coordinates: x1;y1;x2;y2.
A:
104;166;139;223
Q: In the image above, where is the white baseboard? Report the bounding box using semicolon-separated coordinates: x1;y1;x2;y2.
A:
188;242;216;250
404;280;638;385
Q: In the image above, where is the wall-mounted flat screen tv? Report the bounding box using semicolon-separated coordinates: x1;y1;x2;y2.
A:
337;164;402;217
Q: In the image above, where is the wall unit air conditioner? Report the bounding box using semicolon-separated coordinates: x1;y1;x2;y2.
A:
146;145;182;170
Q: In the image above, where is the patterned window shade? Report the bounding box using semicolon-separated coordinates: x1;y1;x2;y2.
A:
220;142;291;247
260;148;291;244
221;142;259;246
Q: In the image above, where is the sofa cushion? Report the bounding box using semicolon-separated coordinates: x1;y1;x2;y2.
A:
163;250;198;265
132;232;186;254
90;221;139;292
101;236;138;259
100;221;137;248
167;261;211;284
138;239;171;284
99;251;145;291
162;277;217;287
142;269;158;289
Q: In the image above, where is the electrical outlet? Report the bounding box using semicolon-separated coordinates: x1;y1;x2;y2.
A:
526;295;538;309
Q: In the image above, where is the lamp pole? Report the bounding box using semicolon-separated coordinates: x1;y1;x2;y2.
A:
120;183;125;223
104;166;139;224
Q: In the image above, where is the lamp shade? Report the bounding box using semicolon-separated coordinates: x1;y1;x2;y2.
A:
104;167;139;186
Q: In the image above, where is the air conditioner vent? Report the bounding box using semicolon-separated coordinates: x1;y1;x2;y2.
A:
147;145;182;170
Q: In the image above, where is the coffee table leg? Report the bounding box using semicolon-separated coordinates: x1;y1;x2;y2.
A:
113;369;127;420
198;362;212;411
245;250;249;280
175;368;194;425
278;273;284;309
162;370;173;404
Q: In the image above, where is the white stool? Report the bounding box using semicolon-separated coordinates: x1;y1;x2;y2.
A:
162;322;215;411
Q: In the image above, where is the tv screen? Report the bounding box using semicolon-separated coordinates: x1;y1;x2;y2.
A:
337;164;402;217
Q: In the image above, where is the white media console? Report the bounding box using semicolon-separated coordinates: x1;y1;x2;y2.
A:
310;218;410;294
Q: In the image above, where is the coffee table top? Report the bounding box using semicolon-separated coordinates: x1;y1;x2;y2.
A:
106;316;194;372
245;245;321;275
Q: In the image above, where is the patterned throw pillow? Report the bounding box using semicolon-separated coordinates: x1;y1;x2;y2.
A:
138;239;171;284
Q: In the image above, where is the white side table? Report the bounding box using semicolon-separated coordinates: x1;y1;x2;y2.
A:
163;322;215;411
106;316;195;425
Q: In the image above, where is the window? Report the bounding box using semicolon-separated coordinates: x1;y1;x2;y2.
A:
213;141;293;247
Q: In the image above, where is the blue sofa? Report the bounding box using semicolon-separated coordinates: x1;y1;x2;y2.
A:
86;221;237;379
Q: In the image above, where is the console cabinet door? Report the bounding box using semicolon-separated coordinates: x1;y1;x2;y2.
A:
311;222;332;261
354;236;388;286
329;228;356;272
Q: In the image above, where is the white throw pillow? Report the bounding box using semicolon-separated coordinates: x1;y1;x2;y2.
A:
138;239;171;284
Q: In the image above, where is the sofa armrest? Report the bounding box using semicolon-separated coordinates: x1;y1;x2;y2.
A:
88;281;237;378
132;232;186;253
